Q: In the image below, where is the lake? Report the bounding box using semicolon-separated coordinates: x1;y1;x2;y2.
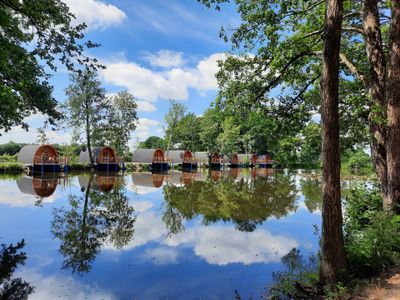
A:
0;169;323;299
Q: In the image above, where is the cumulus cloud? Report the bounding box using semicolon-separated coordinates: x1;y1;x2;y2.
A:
101;53;225;102
137;100;157;112
64;0;126;30
18;268;115;300
165;226;298;265
141;247;180;265
132;118;162;140
143;50;185;68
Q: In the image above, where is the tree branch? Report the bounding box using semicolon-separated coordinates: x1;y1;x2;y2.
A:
339;53;369;87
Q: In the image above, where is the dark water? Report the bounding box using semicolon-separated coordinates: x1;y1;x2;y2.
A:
0;169;323;299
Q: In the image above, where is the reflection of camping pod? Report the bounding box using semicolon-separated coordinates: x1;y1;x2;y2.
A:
181;172;195;185
165;172;183;186
211;170;222;181
256;168;275;177
17;145;61;173
194;152;208;166
78;174;118;192
166;150;197;170
229;168;240;178
210;153;222;169
17;175;58;197
79;147;119;171
132;173;165;188
257;154;274;168
132;148;168;171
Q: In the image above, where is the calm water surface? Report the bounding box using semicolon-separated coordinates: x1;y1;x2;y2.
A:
0;169;323;299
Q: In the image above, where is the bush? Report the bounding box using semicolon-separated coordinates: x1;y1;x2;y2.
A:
0;154;17;163
67;162;91;171
342;149;373;174
344;184;400;276
0;162;23;173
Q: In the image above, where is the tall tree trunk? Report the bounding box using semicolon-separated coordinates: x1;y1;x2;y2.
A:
386;0;400;212
319;0;347;289
362;0;389;208
85;101;94;166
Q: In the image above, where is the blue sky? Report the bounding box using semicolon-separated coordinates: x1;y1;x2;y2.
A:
0;0;239;145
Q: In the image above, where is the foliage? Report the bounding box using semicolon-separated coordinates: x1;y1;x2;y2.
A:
164;100;187;151
342;149;373;175
138;136;166;150
0;162;23;173
269;248;319;299
96;91;138;157
64;68;108;165
0;142;25;156
0;239;34;299
36;125;49;145
0;0;101;132
344;184;400;276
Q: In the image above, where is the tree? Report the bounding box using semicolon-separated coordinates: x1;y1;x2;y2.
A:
217;117;241;155
199;108;222;152
97;91;138;158
0;0;101;132
36;125;49;145
386;0;400;212
298;122;322;164
175;113;203;152
64;68;108;165
319;0;347;288
164;100;187;151
138;136;166;149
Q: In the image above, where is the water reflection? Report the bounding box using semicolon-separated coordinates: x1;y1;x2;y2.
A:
160;169;299;234
0;239;34;299
52;173;136;273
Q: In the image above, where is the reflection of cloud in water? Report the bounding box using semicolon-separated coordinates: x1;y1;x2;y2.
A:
0;180;58;207
132;200;154;212
105;211;166;250
17;269;115;300
165;226;298;265
131;184;160;195
141;246;180;265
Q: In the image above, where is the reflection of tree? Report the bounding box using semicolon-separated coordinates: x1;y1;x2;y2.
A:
163;172;299;233
299;179;322;212
0;239;34;299
52;175;135;274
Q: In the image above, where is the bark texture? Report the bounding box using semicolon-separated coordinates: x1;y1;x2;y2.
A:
362;0;388;207
387;0;400;212
319;0;347;289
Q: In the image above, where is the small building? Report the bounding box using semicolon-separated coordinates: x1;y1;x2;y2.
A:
17;144;61;173
17;175;58;198
132;148;168;171
210;152;222;169
229;153;240;168
257;153;274;168
79;146;119;171
166;150;197;170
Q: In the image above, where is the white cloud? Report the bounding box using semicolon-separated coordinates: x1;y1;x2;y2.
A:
18;268;115;300
143;50;185;68
132;118;162;141
137;100;157;112
165;226;298;265
64;0;127;30
101;53;225;102
141;247;180;265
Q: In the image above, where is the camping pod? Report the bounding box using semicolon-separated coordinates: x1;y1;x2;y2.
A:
210;152;222;169
79;146;119;171
229;153;240;167
17;144;61;173
17;175;58;198
132;172;165;188
257;153;274;168
166;150;197;170
132;148;168;171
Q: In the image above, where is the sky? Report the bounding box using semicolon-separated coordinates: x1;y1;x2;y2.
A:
0;0;239;146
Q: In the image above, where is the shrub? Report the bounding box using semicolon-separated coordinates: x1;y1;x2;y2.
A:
344;184;400;276
0;162;23;173
342;149;373;174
